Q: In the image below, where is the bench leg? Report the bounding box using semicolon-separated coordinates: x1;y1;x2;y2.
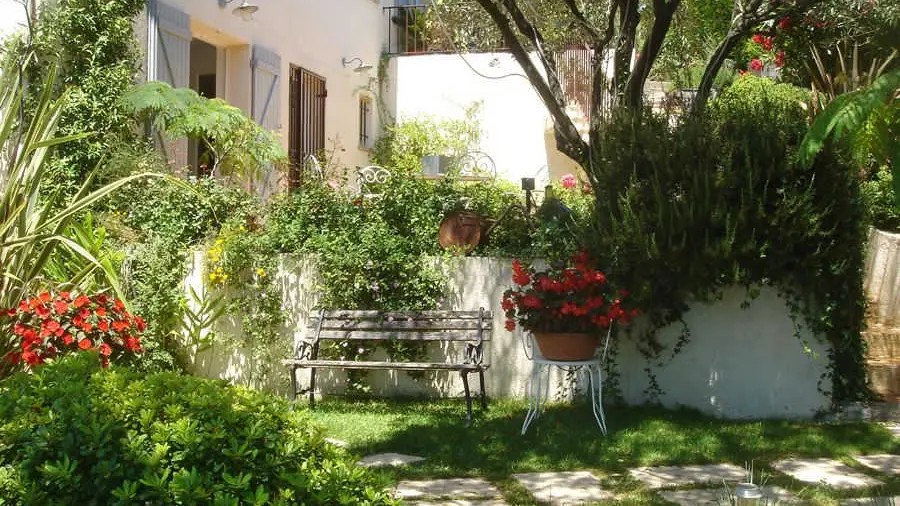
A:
290;366;298;402
479;369;487;410
461;371;473;426
309;367;317;409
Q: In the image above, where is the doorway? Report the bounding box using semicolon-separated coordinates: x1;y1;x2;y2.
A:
189;38;218;176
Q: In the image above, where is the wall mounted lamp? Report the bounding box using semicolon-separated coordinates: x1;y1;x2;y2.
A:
218;0;259;21
342;57;374;73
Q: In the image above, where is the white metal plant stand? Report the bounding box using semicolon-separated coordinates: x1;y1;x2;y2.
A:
520;326;612;436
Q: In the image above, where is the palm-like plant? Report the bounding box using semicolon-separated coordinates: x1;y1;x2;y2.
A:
800;63;900;205
0;59;164;376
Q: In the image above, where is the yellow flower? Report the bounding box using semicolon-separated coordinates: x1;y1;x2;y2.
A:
209;273;217;282
256;268;266;277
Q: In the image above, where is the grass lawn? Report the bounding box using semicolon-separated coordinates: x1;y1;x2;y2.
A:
307;398;900;505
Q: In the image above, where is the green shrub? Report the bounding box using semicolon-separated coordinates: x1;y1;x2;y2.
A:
0;355;399;505
111;177;260;246
583;75;869;403
861;166;900;231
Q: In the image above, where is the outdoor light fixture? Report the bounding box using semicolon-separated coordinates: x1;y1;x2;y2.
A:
342;57;374;73
733;483;763;506
218;0;259;21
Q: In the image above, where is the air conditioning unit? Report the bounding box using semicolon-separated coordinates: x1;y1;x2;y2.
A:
421;155;453;176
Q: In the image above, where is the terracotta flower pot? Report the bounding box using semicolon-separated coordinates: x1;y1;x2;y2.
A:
533;332;598;361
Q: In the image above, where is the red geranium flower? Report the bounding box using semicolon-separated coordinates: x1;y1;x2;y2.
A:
502;252;639;334
512;259;531;286
3;291;146;369
53;300;68;315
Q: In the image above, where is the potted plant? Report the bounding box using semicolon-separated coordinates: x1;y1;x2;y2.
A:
501;251;639;361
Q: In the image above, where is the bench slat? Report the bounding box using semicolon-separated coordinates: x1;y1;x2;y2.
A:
313;320;491;331
312;330;491;341
281;359;489;371
315;310;491;320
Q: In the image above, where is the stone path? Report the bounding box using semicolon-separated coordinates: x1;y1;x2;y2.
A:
772;458;885;489
396;478;502;502
659;486;797;506
357;452;425;468
854;454;900;475
411;501;507;506
885;422;900;438
629;463;748;489
361;451;897;504
842;498;900;506
512;471;614;505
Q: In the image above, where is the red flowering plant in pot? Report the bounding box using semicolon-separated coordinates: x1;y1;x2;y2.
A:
2;291;145;369
502;251;639;361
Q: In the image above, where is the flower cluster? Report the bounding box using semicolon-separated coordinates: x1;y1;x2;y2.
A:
207;239;229;285
3;292;145;368
502;252;639;333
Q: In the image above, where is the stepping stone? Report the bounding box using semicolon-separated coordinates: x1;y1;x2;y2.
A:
357;452;425;468
629;463;748;489
396;478;501;500
884;423;900;438
772;458;884;489
511;471;614;505
842;498;900;506
854;454;900;475
324;437;347;447
411;501;507;506
659;486;797;505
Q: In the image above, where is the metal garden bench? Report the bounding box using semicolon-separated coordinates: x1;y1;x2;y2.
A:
283;308;492;424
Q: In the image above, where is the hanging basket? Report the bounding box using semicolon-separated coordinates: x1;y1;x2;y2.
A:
533;332;599;361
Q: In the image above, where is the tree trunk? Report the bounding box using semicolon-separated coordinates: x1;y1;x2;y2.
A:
693;31;742;114
612;0;640;102
624;0;681;109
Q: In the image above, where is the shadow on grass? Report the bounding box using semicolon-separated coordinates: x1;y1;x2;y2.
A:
309;397;899;482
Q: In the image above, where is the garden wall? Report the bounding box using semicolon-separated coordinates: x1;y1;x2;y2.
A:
186;254;832;419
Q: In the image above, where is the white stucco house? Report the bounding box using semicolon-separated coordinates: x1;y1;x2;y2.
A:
2;0;587;188
0;0;29;43
136;0;587;189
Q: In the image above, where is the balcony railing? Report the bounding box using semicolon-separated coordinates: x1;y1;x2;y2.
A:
383;4;505;55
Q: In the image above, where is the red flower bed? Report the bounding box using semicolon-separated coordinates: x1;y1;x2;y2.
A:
3;291;145;368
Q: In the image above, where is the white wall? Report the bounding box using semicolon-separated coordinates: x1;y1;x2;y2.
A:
187;255;832;420
390;53;569;186
154;0;385;170
0;0;27;43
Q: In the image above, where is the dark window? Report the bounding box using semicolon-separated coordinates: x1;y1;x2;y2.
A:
289;66;326;188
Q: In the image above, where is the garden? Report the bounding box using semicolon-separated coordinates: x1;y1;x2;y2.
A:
0;0;898;504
